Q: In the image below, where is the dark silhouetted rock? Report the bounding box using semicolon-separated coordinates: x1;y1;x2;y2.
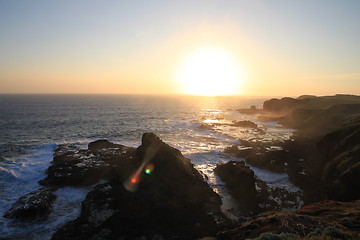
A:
224;141;296;173
237;106;263;115
4;188;56;220
224;139;326;204
39;141;136;187
51;133;225;240
318;115;360;201
88;139;123;151
215;160;302;215
215;161;257;207
263;97;299;113
261;95;360;136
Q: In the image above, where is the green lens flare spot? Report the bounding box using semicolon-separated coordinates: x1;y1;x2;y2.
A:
144;163;154;175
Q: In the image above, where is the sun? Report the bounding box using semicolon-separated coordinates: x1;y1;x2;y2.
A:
176;47;244;96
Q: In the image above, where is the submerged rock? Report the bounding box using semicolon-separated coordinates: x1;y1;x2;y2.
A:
52;133;225;240
3;188;56;220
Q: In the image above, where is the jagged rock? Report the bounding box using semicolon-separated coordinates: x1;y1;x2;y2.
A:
39;140;136;187
51;133;225;240
224;140;301;174
215;161;257;207
3;188;56;220
215;161;302;215
224;139;325;204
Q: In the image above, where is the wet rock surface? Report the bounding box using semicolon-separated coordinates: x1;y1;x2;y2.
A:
39;140;136;187
232;120;258;128
224;139;322;203
215;161;301;216
231;120;265;135
215;161;257;212
51;133;225;240
3;187;56;220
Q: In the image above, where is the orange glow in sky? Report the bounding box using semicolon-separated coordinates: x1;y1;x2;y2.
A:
0;1;359;96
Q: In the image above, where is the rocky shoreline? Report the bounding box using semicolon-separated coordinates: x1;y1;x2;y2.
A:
3;94;360;239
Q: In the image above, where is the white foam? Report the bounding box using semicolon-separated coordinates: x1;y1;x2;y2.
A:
0;144;94;240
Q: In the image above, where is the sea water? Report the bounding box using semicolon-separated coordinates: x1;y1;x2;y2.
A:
0;94;296;239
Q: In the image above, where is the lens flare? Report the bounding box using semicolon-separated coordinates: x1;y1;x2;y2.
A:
123;143;160;192
144;163;154;175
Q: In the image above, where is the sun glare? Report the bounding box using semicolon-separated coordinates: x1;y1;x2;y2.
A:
176;47;244;96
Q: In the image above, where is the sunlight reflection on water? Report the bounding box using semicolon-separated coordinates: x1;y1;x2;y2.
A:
0;95;298;236
165;108;299;219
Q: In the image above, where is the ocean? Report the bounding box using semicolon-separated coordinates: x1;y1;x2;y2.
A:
0;94;297;239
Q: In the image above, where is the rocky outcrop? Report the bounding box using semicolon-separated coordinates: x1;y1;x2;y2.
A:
218;200;360;240
264;95;360;114
224;140;313;184
215;161;302;215
242;95;360;202
237;106;262;115
39;140;136;187
51;133;225;240
318;115;360;201
3;188;56;220
263;97;300;113
231;120;265;135
215;161;257;210
232;120;258;128
262;95;360;137
6;134;225;239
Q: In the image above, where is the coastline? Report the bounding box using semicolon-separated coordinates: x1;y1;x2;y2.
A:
1;94;360;239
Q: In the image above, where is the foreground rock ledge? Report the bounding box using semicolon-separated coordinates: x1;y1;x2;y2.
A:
218;200;360;240
51;133;225;240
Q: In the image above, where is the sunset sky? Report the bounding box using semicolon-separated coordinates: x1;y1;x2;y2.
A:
0;0;359;96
